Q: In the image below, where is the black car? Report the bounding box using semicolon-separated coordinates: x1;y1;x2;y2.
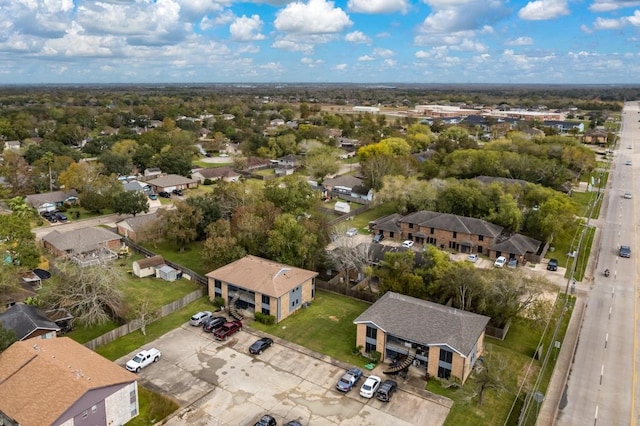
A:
376;379;398;402
547;258;558;271
202;316;226;333
249;337;274;354
172;188;183;196
158;191;171;198
620;245;632;258
55;212;68;222
254;414;276;426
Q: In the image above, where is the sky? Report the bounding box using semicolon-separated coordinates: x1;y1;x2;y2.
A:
1;0;640;85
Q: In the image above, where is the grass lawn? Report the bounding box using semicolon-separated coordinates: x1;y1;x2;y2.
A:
141;240;206;275
433;293;574;426
571;189;603;219
95;296;215;361
127;386;180;426
192;159;233;168
548;224;595;281
350;202;397;232
250;290;372;367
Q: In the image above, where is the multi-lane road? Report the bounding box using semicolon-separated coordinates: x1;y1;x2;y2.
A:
557;101;640;426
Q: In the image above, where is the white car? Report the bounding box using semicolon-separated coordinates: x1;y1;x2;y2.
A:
624;192;633;199
189;311;213;326
467;254;478;263
359;375;382;398
401;240;414;248
626;160;632;165
346;228;358;237
494;256;507;267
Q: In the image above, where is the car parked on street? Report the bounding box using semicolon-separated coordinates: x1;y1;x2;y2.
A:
624;192;633;199
249;337;274;354
401;240;414;248
202;316;226;332
376;379;398;402
360;375;381;398
336;367;363;392
189;311;212;326
494;256;507;268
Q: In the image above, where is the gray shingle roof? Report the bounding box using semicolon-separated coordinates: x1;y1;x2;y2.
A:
24;190;78;208
42;227;122;254
370;213;403;233
401;211;503;238
489;232;542;256
0;304;59;340
354;292;490;356
322;174;364;190
146;174;197;187
118;212;158;233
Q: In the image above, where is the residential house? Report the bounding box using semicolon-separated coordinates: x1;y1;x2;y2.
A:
0;303;60;340
206;255;318;324
322;174;373;202
116;213;158;242
276;154;302;169
3;140;20;151
542;120;584;133
353;292;490;384
25;190;79;213
582;128;609;145
192;166;240;183
41;227;122;264
122;180;150;193
371;210;543;262
145;174;198;194
0;337;139;426
132;255;166;278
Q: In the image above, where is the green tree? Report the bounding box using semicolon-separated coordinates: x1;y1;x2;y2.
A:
0;325;16;353
0;214;41;269
373;250;426;298
305;145;341;181
158;200;202;252
112;191;149;217
266;214;321;269
0;150;34;196
264;175;317;214
201;220;246;270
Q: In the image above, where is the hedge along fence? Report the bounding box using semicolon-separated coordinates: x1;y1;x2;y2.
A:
83;288;204;350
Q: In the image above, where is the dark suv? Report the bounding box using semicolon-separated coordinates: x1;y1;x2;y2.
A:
620;245;632;258
376;379;398;402
158;191;171;198
547;259;558;271
202;316;226;333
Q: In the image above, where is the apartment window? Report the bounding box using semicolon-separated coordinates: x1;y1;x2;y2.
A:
478;246;483;253
91;405;97;414
430;227;435;234
130;389;136;404
215;280;222;289
366;326;377;339
82;411;88;419
438;366;451;379
409;223;414;229
365;342;376;353
439;349;453;364
478;235;484;241
452;231;457;238
262;295;270;304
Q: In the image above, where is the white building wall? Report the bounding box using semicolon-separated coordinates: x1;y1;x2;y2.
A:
104;382;138;425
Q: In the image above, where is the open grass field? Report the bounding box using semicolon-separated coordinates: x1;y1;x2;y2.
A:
251;290;372;367
141;240;206;275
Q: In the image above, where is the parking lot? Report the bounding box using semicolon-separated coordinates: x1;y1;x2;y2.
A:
118;324;450;426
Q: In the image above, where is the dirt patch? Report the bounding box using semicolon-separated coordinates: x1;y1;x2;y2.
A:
328;315;340;322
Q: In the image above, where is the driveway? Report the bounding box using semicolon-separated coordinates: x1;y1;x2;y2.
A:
118;325;450;426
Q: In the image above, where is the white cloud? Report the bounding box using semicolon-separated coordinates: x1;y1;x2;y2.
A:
628;10;640;26
593;16;627;30
301;57;324;66
333;63;347;70
506;37;534;46
272;38;315;54
418;0;509;33
260;62;283;71
345;31;371;44
518;0;569;20
383;59;397;67
373;47;394;57
589;0;640;12
358;55;375;61
200;10;236;29
230;15;265;41
347;0;409;14
274;0;352;34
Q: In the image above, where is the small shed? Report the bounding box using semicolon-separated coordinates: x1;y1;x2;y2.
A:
132;255;165;278
156;265;178;282
335;201;351;213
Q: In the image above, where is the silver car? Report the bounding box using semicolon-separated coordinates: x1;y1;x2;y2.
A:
189;311;213;326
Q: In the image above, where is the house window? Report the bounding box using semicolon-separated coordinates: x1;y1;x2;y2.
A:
262;307;270;316
130;390;136;404
478;246;483;253
430;227;435;234
409;223;414;229
438;366;451;379
439;349;453;364
215;280;222;289
82;411;88;419
478;235;484;241
452;231;457;238
91;405;97;414
365;342;376;353
366;326;377;339
262;295;270;304
390;232;394;238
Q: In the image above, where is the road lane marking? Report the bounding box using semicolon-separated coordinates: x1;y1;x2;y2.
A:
605;333;608;349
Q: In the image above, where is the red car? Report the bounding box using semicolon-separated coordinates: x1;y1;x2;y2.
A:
213;320;243;340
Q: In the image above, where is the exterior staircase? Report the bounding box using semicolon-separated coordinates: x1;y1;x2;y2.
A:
383;350;416;375
228;293;244;321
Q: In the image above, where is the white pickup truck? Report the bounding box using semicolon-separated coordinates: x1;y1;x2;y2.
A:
125;348;161;372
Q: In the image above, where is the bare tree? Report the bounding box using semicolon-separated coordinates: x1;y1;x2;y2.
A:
44;262;125;326
133;300;157;336
326;225;371;285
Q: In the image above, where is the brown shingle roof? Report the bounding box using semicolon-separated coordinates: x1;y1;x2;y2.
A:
134;255;165;269
42;227;121;254
146;174;197;187
0;337;137;426
205;255;318;297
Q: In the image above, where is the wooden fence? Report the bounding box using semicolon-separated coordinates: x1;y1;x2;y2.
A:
315;280;377;303
83;288;204;350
